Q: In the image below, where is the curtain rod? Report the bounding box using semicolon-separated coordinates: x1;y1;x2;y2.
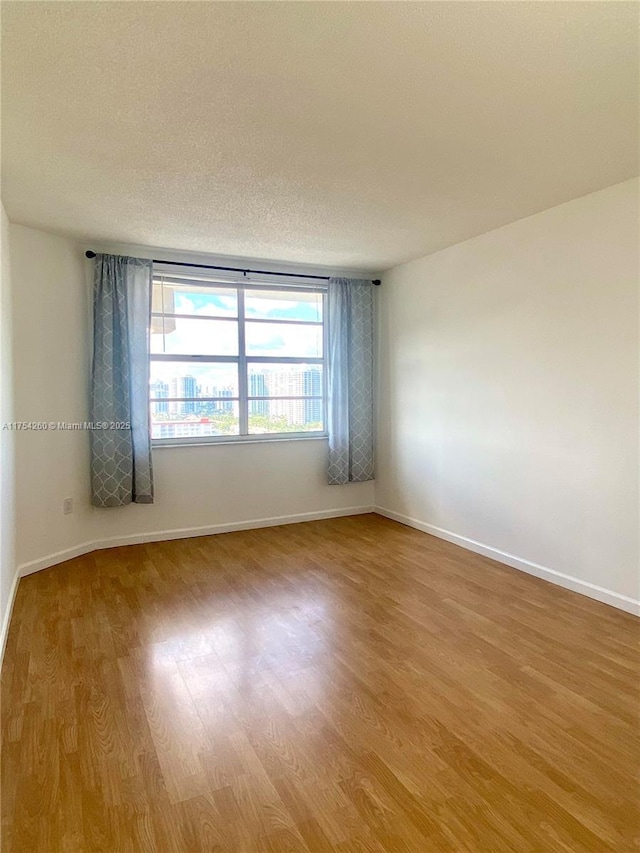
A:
85;251;381;285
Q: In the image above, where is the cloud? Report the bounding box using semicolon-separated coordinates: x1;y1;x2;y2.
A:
245;294;321;322
174;291;237;317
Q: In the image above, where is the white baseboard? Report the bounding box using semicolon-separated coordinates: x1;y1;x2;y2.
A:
18;540;97;578
0;569;20;666
375;506;640;617
15;505;375;578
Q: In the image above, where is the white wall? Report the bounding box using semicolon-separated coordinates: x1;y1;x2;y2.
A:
94;439;373;545
9;224;374;575
0;203;17;647
10;225;94;568
376;179;639;611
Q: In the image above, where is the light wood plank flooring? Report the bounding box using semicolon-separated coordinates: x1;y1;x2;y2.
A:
1;513;638;851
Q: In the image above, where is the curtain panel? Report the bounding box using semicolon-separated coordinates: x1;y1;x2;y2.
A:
327;277;375;485
90;254;154;506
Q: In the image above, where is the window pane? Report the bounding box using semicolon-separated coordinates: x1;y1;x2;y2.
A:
245;322;322;357
245;289;322;322
248;363;323;397
150;317;238;355
150;361;239;398
248;401;323;434
153;280;237;317
151;403;239;440
247;364;324;433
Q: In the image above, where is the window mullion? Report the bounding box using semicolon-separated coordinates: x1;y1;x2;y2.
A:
161;275;167;354
238;287;248;435
322;291;328;432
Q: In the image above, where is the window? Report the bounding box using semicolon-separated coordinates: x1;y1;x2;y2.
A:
149;272;326;443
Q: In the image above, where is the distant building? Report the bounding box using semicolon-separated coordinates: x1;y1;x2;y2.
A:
249;372;269;416
219;387;234;413
150;379;169;414
181;375;197;413
265;366;323;427
266;368;304;425
303;367;323;424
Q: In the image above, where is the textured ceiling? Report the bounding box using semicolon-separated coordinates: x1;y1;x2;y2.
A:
2;2;638;271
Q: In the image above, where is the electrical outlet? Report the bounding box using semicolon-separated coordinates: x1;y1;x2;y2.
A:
63;497;73;515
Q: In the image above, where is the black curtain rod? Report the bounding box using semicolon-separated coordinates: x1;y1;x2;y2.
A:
85;251;381;286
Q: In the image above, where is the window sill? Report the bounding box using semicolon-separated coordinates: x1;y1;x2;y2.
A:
152;433;328;449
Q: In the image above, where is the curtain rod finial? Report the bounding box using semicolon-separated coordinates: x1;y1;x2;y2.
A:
85;250;97;259
373;279;381;286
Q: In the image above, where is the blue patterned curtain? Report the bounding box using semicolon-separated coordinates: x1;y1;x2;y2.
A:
90;254;154;506
327;278;375;484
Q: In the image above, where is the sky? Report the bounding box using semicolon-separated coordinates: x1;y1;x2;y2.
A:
151;285;323;359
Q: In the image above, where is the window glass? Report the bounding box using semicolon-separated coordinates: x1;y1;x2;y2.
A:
150;278;325;442
245;322;322;358
150;317;238;356
150;361;239;397
245;289;322;322
153;281;237;317
151;404;239;440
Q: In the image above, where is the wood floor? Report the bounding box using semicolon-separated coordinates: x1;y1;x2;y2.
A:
1;514;638;852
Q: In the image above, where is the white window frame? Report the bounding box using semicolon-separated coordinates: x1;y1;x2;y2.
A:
150;269;328;446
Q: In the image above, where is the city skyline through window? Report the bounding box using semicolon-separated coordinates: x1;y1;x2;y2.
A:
150;277;326;441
